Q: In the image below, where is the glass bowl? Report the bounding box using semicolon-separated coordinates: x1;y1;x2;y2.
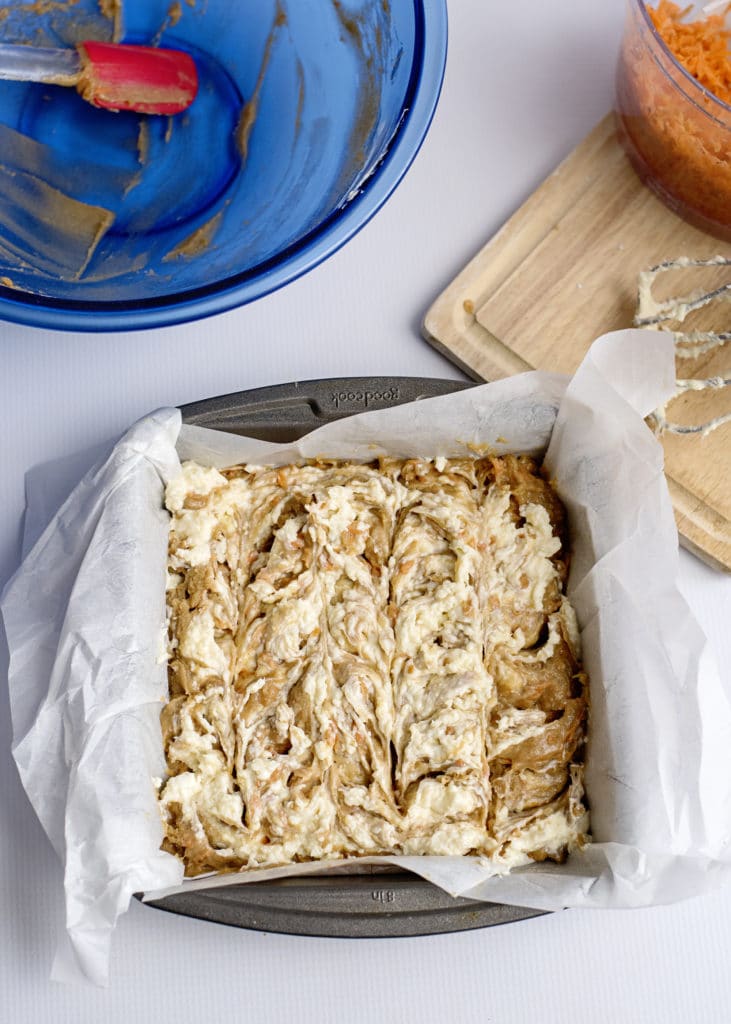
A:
615;0;731;240
0;0;447;331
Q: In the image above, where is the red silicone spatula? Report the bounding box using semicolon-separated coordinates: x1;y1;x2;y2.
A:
0;40;198;115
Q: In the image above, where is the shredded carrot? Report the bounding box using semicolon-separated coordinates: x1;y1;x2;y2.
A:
648;1;731;104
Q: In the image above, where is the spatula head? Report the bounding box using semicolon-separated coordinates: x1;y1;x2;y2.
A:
77;41;198;115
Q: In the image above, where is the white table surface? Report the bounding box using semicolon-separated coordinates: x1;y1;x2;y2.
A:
1;1;730;1020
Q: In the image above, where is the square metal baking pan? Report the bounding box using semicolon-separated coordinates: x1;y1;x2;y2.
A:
143;377;546;938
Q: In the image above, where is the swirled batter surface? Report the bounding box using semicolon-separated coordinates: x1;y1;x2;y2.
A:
159;456;589;875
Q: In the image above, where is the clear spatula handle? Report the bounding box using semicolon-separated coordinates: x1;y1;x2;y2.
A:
0;44;81;85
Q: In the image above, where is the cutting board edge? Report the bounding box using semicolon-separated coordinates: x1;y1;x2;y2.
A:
423;301;530;382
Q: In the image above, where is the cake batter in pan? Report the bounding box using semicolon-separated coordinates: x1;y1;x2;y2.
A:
143;377;547;937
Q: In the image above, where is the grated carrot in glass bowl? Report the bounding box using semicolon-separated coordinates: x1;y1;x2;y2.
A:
649;1;731;103
616;0;731;240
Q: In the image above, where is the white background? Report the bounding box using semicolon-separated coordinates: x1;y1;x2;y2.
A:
1;1;730;1021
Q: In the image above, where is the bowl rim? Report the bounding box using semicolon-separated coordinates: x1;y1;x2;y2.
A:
0;1;448;333
631;0;731;119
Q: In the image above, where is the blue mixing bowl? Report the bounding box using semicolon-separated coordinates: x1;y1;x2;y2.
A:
0;0;447;331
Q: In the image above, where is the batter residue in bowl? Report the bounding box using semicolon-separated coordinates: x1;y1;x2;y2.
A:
234;0;287;162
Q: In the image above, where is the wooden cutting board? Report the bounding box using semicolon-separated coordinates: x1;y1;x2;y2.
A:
423;114;731;572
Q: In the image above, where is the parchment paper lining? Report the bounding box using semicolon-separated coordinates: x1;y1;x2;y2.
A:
4;330;731;987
